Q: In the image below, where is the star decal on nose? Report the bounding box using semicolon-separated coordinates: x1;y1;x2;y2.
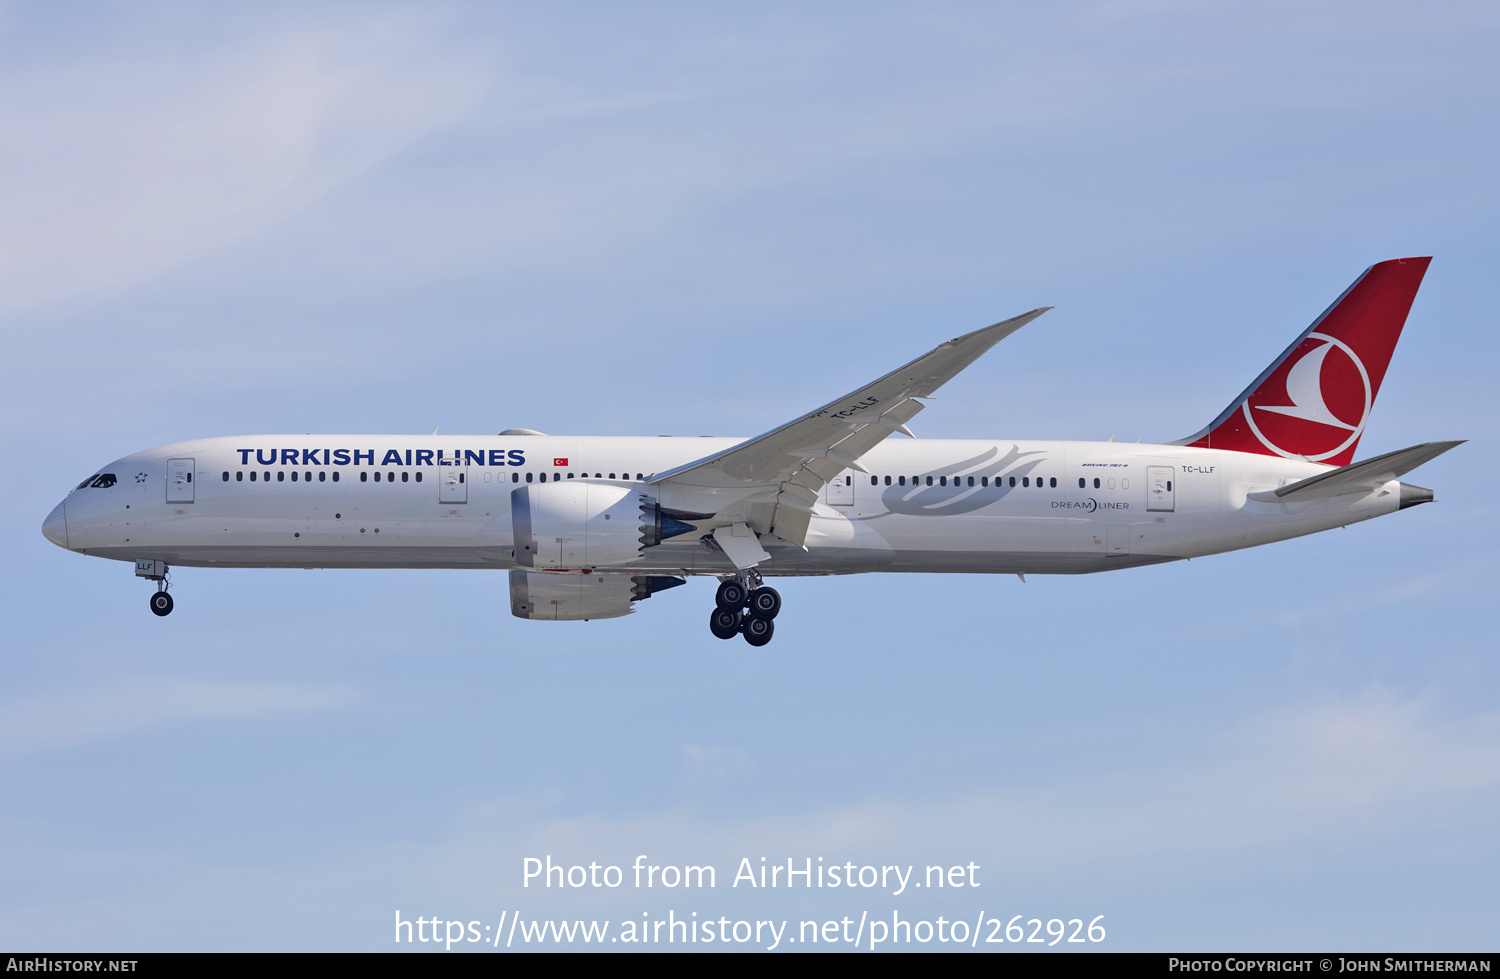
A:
135;472;148;483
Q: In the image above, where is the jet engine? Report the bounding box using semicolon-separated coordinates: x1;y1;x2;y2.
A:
511;482;698;569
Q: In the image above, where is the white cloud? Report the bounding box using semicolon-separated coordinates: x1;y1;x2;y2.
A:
0;677;356;754
0;10;486;326
413;689;1500;903
1270;557;1485;627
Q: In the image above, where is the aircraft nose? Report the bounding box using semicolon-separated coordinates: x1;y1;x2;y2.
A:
42;501;69;549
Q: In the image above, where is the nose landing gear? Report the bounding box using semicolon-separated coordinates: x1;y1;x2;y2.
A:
136;560;174;616
709;572;781;645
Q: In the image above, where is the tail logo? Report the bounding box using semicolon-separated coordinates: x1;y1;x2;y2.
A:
1244;332;1372;462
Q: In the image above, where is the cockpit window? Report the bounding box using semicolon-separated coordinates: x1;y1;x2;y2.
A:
77;476;96;490
90;473;117;488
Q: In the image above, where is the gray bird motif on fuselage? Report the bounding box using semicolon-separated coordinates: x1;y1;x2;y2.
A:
870;444;1048;517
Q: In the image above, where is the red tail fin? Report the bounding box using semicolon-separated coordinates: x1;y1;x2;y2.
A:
1181;257;1431;466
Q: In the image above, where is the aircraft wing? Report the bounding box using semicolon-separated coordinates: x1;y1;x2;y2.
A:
650;307;1051;547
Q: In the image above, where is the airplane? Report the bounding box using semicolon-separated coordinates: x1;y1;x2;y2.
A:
42;257;1459;646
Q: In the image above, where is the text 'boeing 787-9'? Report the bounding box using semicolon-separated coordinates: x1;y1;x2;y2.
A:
43;258;1459;645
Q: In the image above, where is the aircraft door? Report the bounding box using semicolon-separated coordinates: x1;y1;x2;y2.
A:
439;466;468;504
167;458;195;503
1147;466;1175;511
825;474;854;506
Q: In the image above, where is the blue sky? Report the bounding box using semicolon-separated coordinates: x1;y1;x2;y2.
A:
2;0;1497;951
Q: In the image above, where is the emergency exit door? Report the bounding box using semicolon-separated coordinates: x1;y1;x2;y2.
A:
825;474;854;506
166;458;195;503
1147;466;1175;511
439;466;467;504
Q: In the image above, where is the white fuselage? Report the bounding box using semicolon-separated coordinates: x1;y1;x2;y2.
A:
46;434;1404;577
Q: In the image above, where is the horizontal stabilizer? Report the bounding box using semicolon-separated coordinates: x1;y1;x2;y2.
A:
1248;440;1463;503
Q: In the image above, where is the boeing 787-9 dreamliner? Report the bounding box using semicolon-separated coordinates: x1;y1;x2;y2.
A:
43;258;1459;646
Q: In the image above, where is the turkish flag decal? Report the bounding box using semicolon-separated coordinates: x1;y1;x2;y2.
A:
553;458;568;466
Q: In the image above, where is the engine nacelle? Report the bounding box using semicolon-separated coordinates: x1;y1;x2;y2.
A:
512;482;652;569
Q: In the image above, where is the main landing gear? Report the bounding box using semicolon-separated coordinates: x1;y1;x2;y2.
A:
708;572;781;646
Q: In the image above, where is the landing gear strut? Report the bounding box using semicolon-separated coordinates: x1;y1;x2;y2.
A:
708;570;781;645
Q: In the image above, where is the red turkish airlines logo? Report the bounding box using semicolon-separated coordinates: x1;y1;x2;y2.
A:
1244;332;1372;462
553;457;568;466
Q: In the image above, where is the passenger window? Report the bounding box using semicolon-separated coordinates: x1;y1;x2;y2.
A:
1009;476;1016;487
609;473;616;479
250;471;258;482
526;472;534;483
926;476;933;486
277;471;285;482
567;472;574;479
884;476;891;486
360;472;368;483
292;471;298;482
981;477;988;486
898;475;906;486
416;472;422;482
401;472;409;483
1022;477;1029;487
319;472;326;482
1122;478;1130;489
332;472;339;482
222;471;229;481
1050;477;1056;488
1094;478;1100;489
236;471;244;482
967;476;975;486
373;472;381;482
939;476;947;486
511;472;518;482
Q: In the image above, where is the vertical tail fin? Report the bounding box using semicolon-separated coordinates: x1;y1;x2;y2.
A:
1178;257;1431;466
